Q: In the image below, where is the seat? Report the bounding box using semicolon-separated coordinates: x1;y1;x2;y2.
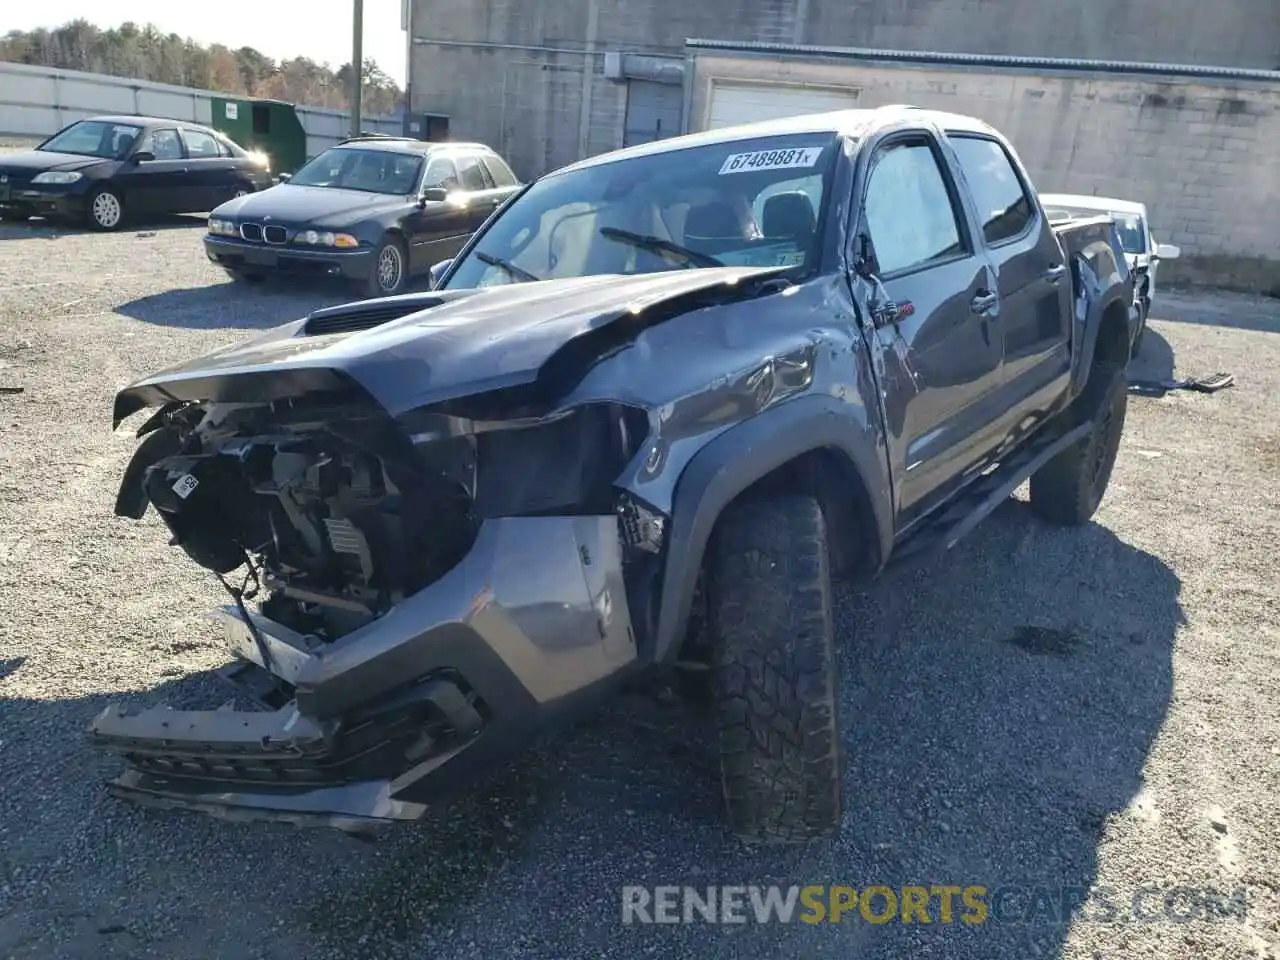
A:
683;201;744;240
761;191;817;245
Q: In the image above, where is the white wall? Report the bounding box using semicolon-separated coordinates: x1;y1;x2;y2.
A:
0;61;402;160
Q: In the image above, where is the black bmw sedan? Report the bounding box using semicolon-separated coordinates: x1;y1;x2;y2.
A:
202;136;523;297
0;115;272;230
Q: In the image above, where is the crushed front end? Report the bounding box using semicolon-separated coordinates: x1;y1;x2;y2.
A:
94;385;664;828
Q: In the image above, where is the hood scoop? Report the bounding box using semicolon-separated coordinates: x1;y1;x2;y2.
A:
302;293;447;336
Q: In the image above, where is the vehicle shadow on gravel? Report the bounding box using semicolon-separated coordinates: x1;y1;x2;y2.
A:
113;280;354;331
1128;326;1176;392
0;215;208;240
0;501;1182;960
114;274;436;331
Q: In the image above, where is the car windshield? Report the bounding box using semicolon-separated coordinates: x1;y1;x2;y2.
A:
442;132;841;289
288;147;424;195
39;120;143;160
1045;204;1147;255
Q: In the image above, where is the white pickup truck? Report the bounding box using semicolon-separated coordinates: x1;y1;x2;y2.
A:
1041;193;1180;355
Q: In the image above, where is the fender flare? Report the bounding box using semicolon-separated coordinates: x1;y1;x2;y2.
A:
651;393;893;663
1068;262;1133;398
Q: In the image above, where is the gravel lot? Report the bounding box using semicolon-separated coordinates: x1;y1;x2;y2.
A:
0;214;1277;960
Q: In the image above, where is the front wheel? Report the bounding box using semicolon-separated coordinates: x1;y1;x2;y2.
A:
365;236;408;297
86;187;126;231
706;494;843;843
1029;360;1128;526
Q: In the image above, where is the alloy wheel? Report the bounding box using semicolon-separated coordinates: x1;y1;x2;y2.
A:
92;192;122;229
377;244;403;292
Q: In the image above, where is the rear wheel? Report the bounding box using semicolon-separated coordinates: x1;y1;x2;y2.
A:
706;494;843;843
87;187;125;231
1029;359;1128;526
365;235;408;297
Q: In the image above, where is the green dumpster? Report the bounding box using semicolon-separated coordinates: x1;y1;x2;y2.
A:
209;97;308;176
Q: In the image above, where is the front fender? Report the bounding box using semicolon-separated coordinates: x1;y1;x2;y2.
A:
651;392;893;663
1065;232;1135;399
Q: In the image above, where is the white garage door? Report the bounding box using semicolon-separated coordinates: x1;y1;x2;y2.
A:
707;82;861;130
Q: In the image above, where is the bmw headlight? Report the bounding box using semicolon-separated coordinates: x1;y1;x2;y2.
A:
295;230;359;248
31;171;82;185
207;218;238;237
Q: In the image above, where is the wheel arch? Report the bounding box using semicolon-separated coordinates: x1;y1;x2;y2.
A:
1070;289;1133;397
651;393;893;664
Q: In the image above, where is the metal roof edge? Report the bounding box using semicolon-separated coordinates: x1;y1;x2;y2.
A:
683;39;1280;83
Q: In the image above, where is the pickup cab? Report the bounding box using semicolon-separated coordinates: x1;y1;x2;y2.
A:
97;105;1136;844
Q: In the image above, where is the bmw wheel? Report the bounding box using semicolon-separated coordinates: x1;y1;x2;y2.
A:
87;187;125;231
366;235;408;297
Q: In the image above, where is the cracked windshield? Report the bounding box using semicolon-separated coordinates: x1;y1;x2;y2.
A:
442;133;840;289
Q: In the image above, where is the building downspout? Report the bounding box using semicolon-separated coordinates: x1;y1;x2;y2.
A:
576;0;602;160
792;0;810;44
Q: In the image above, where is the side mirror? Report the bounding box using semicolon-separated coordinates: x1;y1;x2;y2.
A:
428;258;454;289
419;186;449;205
130;151;155;164
1154;242;1180;261
852;234;880;279
275;172;292;184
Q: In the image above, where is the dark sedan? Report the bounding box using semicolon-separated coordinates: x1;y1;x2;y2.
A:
0;115;273;230
202;136;523;297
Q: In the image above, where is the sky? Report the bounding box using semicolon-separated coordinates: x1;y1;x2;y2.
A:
6;1;410;85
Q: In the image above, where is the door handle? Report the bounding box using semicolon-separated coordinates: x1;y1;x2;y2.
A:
970;291;999;314
1043;263;1066;283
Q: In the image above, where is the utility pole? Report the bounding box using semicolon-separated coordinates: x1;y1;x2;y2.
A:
350;0;364;137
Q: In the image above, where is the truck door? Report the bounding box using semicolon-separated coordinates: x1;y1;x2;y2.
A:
855;132;1006;525
945;134;1071;421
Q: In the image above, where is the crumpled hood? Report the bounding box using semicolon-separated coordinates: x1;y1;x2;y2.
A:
113;266;787;425
212;184;402;225
0;150;108;174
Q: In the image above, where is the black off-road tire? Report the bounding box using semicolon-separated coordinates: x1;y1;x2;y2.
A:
1028;359;1128;526
706;494;842;843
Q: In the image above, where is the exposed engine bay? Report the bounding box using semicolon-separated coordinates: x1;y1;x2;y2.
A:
116;392;652;642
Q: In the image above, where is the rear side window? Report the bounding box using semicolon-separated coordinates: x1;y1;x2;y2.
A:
424;156;459;189
947;135;1034;245
482;154;518;187
182;129;221;158
863;140;965;275
456;153;491;191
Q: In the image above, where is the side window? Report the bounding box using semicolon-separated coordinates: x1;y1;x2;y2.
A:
481;154;518;188
863;140;965;275
181;129;221;158
456;153;491;191
423;156;459;190
138;128;183;160
947;135;1033;245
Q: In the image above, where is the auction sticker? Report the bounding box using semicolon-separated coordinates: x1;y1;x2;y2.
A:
719;146;823;175
172;473;199;499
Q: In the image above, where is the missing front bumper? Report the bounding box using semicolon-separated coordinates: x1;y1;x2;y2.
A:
89;514;640;826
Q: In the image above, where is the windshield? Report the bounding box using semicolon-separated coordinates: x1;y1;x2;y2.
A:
442;132;841;289
288;147;423;195
1044;204;1148;255
39;120;143;160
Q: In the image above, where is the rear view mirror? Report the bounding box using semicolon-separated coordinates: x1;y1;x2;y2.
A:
419;187;449;205
1154;243;1180;261
429;258;454;289
275;172;292;184
131;151;155;164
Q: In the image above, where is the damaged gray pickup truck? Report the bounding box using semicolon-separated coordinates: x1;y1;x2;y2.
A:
95;106;1136;843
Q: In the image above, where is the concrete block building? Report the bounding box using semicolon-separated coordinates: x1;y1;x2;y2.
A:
405;0;1280;291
